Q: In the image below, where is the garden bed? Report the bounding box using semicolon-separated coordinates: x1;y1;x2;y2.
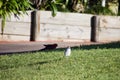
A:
0;11;120;42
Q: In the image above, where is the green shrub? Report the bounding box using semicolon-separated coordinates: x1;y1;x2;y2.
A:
0;0;32;34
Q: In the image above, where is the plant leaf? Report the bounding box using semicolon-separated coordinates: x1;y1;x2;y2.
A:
0;1;3;8
49;1;57;17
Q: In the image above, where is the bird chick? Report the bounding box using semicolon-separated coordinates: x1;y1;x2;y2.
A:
64;46;71;57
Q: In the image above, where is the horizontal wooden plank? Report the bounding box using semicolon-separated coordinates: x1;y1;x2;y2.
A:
99;16;120;28
39;24;90;41
0;22;30;35
0;34;29;41
6;11;92;27
40;11;93;26
98;28;120;41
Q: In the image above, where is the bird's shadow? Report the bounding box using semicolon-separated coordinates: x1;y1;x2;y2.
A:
41;43;58;51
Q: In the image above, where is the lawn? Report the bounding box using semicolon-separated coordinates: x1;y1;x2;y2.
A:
0;42;120;80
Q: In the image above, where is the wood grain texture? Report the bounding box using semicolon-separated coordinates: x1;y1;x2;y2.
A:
99;16;120;28
0;34;29;41
0;22;30;36
40;11;92;26
38;24;90;41
97;16;120;41
98;28;120;41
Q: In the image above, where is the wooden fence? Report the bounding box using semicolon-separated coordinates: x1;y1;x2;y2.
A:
0;11;120;42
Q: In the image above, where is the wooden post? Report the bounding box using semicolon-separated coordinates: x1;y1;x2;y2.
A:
30;10;40;41
91;16;99;42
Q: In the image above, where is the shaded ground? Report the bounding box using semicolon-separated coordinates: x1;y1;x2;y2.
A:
0;41;119;54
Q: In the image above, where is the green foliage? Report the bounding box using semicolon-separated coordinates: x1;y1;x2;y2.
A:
86;4;114;15
38;0;119;16
107;0;118;3
40;0;89;13
48;1;58;17
0;0;32;34
39;0;71;17
86;0;117;15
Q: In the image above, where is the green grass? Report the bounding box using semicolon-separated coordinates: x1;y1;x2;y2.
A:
0;43;120;80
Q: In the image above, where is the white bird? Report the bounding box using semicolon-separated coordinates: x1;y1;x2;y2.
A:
64;46;71;57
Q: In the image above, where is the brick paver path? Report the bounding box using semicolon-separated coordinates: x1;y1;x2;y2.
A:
0;41;106;54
